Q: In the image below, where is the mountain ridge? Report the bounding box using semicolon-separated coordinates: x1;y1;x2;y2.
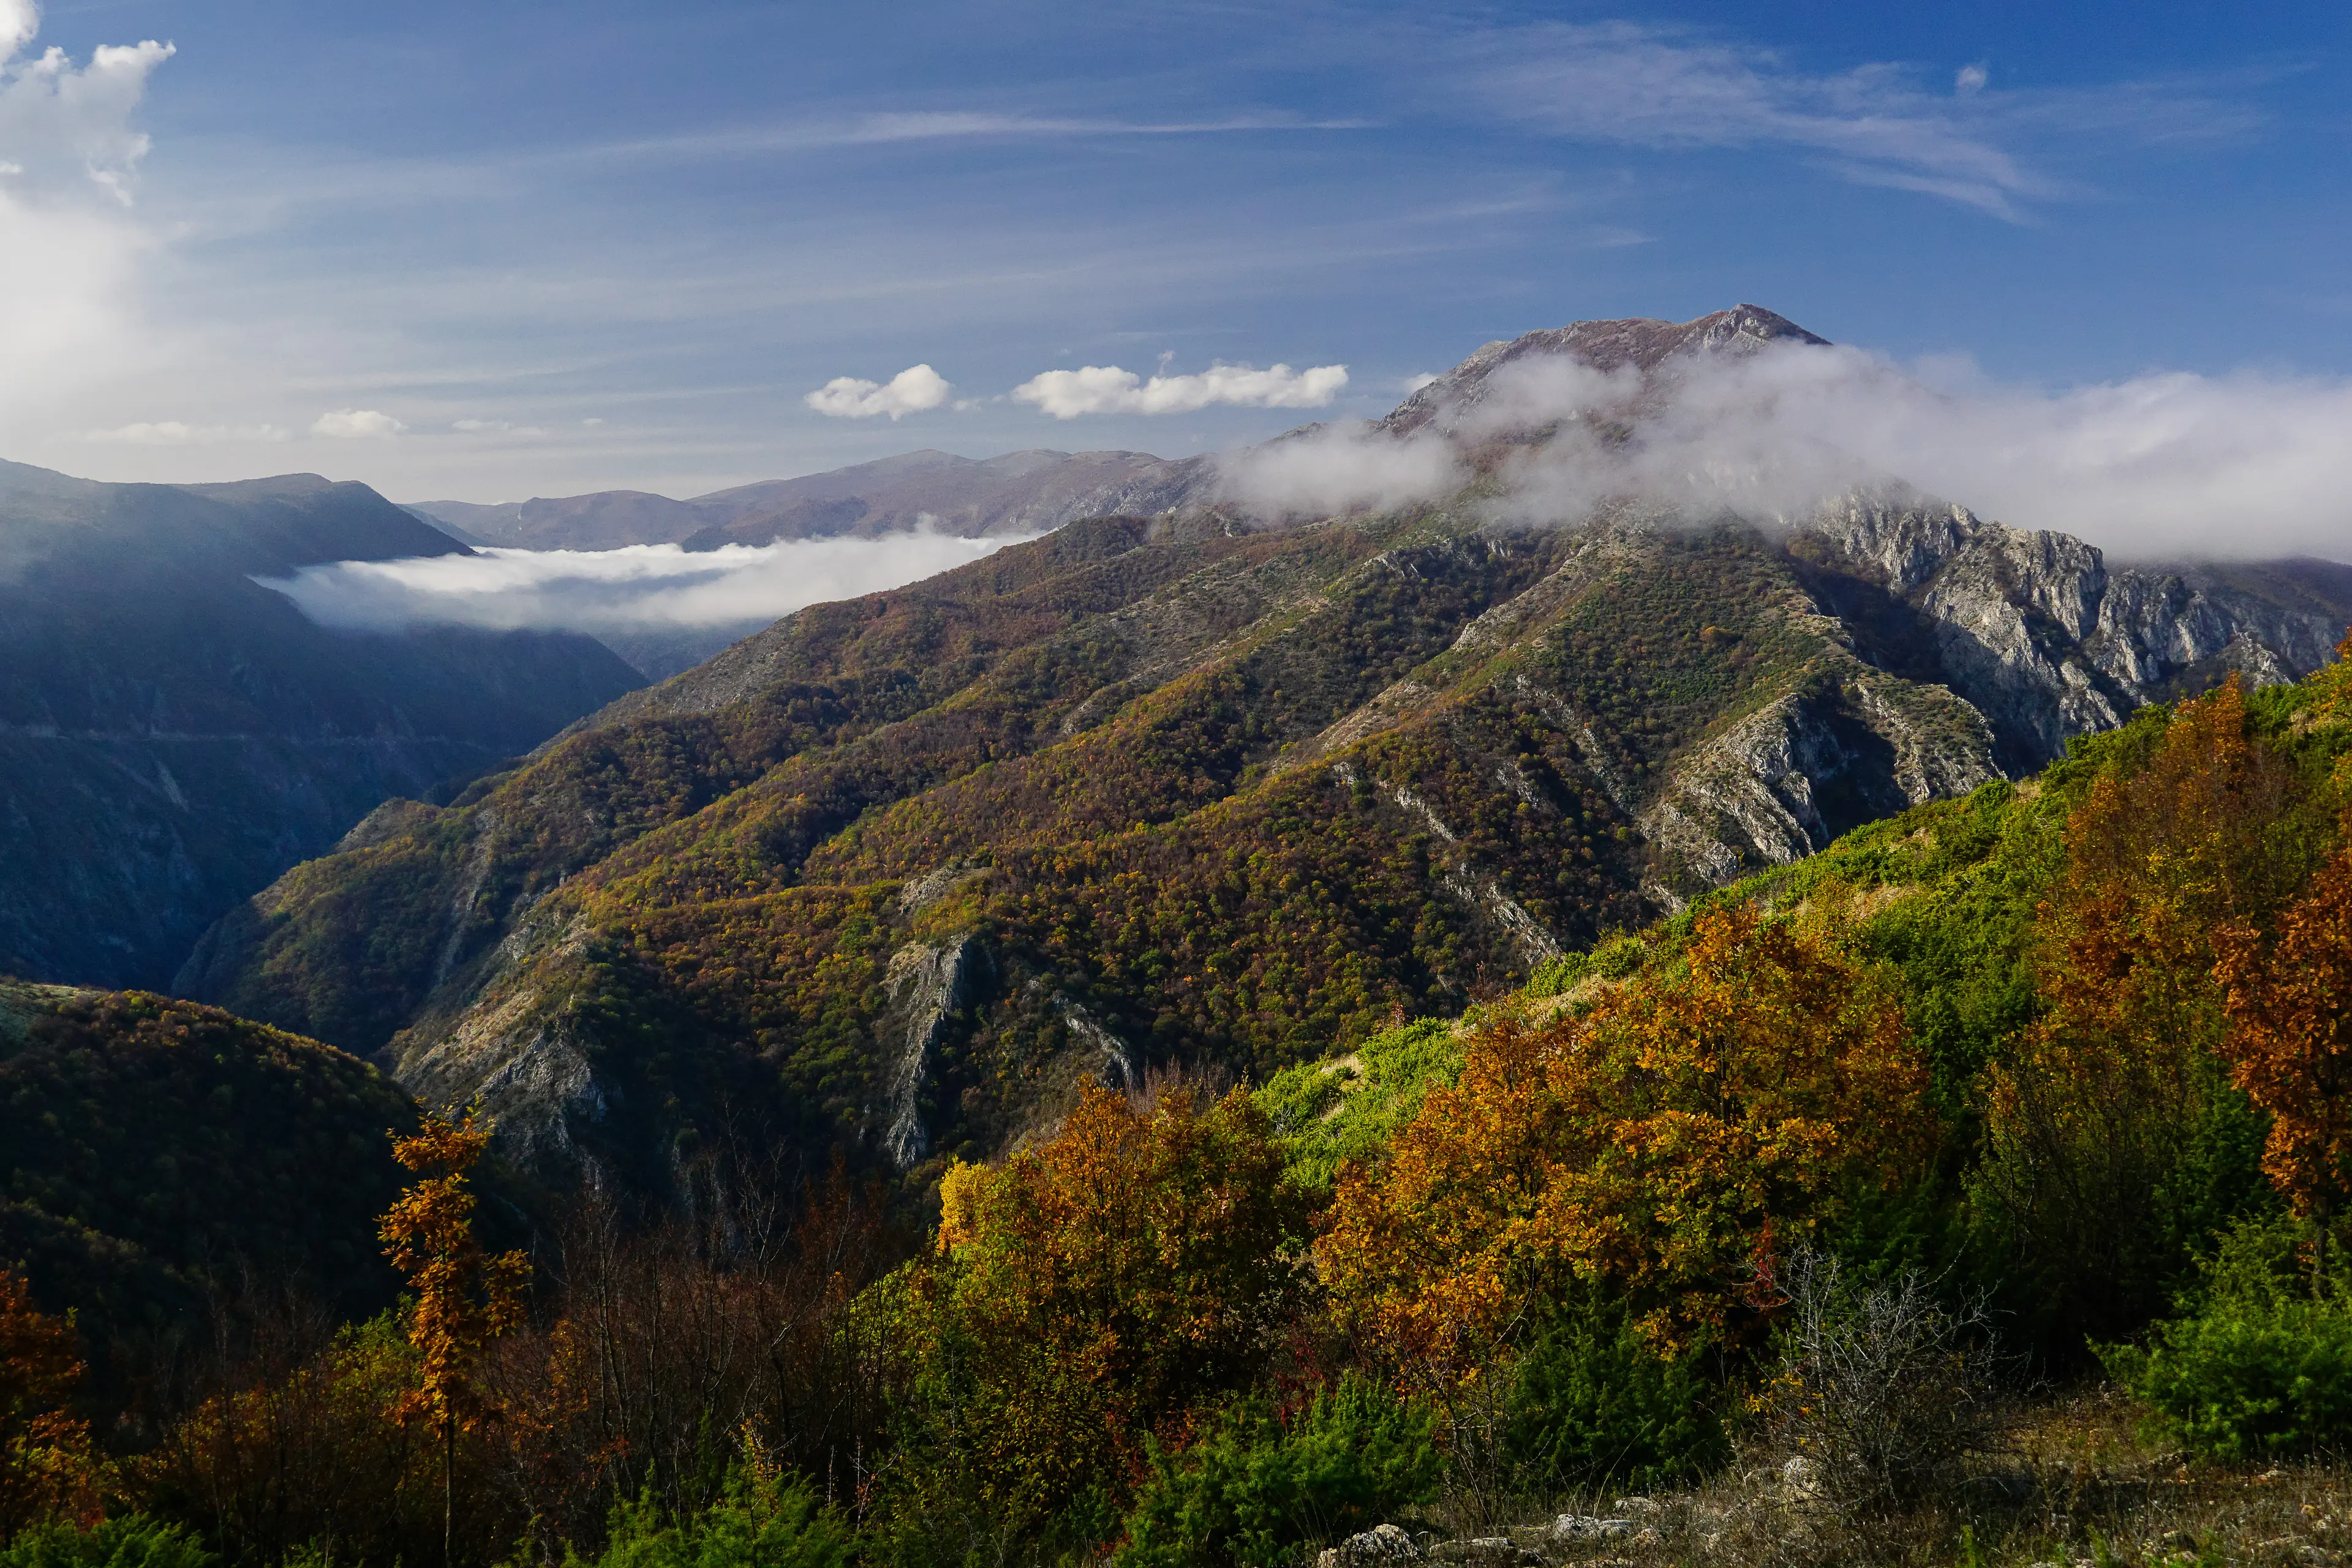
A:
175;306;2352;1197
408;448;1213;552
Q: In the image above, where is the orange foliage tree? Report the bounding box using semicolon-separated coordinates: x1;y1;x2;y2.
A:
912;1080;1312;1527
0;1267;107;1539
1977;679;2304;1333
379;1109;529;1568
1319;903;1930;1381
2216;846;2352;1238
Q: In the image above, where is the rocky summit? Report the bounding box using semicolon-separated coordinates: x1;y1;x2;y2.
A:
175;309;2352;1199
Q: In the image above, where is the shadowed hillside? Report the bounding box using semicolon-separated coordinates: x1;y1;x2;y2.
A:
0;981;424;1349
0;462;643;989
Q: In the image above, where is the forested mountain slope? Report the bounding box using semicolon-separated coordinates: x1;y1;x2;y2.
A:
0;981;423;1350
178;310;2352;1196
0;463;643;988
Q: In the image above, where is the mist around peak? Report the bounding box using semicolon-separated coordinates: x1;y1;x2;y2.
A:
1218;311;2352;563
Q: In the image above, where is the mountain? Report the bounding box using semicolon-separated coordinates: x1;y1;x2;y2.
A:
180;309;2352;1198
0;462;644;989
1379;301;1831;437
407;448;1213;552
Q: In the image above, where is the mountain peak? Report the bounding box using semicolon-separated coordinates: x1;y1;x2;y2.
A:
1381;304;1830;436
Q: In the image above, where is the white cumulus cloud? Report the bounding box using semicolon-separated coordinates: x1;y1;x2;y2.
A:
0;10;174;206
0;1;172;434
83;420;286;445
1012;361;1349;418
451;418;549;435
311;407;406;439
258;529;1030;632
803;363;952;420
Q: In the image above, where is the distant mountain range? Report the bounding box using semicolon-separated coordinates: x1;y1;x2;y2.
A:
407;447;1213;552
178;307;2352;1199
0;461;642;989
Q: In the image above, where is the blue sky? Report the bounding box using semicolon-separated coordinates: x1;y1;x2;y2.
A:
6;0;2350;506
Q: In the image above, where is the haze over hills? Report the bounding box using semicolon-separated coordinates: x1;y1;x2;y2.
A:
178;307;2352;1200
0;462;643;989
408;447;1213;553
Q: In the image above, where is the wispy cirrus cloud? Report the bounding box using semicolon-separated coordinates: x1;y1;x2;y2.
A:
83;419;285;445
590;110;1379;164
1463;21;2257;218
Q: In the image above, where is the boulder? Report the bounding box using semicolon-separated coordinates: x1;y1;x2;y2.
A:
1315;1523;1422;1568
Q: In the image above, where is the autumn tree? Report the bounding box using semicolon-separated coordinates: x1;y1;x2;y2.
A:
0;1266;107;1539
1977;680;2305;1338
1319;903;1931;1381
900;1080;1313;1535
484;1155;899;1553
379;1109;529;1568
2215;846;2352;1243
145;1307;445;1567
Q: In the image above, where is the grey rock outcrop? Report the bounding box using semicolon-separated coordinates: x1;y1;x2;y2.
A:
1637;669;2000;900
880;934;990;1169
1795;490;2349;771
1315;1524;1421;1568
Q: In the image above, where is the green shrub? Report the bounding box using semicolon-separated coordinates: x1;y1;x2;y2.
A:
563;1453;852;1568
1112;1376;1441;1568
2106;1219;2352;1461
1256;1020;1462;1193
0;1517;213;1568
1504;1289;1728;1493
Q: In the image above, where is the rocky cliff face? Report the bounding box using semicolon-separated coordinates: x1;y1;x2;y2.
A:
0;462;642;989
1788;491;2351;772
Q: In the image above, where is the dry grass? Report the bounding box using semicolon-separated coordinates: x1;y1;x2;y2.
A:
1417;1387;2352;1568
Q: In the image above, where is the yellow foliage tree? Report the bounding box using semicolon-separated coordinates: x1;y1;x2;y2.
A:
380;1109;529;1568
917;1081;1311;1528
1319;904;1929;1380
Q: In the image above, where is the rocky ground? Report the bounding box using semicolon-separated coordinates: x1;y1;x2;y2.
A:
1325;1389;2350;1568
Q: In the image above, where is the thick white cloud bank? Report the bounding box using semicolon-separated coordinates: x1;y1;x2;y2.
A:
1013;361;1348;418
1219;342;2352;560
263;529;1028;634
804;364;953;420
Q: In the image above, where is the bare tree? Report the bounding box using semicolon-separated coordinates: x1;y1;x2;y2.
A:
1757;1250;2007;1516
